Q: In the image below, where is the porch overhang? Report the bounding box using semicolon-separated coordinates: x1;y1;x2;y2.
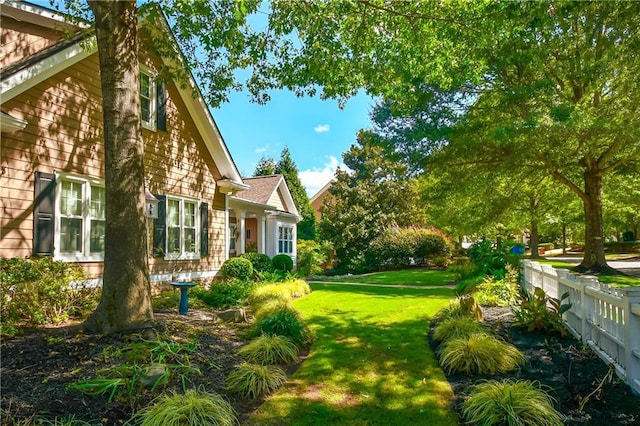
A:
0;112;27;133
218;178;249;195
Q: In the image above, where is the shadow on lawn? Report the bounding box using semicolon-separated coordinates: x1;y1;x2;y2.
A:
250;286;458;425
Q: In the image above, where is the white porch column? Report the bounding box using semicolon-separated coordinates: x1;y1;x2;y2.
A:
257;214;266;254
234;209;246;255
224;194;230;260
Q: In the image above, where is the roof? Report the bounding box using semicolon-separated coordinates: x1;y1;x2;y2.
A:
235;175;299;217
310;179;334;203
237;175;284;205
0;0;245;186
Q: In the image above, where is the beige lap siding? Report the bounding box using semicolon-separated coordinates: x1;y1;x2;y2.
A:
0;17;64;69
0;51;227;277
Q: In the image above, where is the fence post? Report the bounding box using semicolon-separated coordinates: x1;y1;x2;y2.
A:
556;268;571;321
621;287;640;395
578;275;598;345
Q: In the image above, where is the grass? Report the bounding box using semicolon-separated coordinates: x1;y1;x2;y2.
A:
310;268;457;286
226;363;288;399
462;380;564;426
439;333;524;375
535;259;640;287
248;283;459;425
130;389;238;426
238;335;299;365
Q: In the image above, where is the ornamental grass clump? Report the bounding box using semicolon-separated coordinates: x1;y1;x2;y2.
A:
281;278;311;298
249;308;312;347
439;333;524;375
433;317;489;343
252;298;294;322
238;334;299;365
462;380;564;426
247;284;292;311
226;363;287;399
130;389;238;426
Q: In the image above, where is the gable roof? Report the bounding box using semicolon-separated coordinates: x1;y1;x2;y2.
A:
310;179;334;204
235;175;299;216
0;0;245;187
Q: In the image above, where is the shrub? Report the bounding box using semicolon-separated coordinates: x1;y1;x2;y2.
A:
296;240;328;277
130;389;238;426
455;274;486;295
462;380;564;426
467;238;522;278
366;227;453;270
512;287;571;336
197;280;256;309
226;363;287;399
474;265;519;307
240;253;272;273
238;335;299;365
271;254;293;273
439;333;524;375
0;257;97;333
447;259;477;280
220;257;253;281
249;308;312;347
433;317;488;343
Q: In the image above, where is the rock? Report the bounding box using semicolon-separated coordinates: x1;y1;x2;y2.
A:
140;364;167;388
215;308;247;323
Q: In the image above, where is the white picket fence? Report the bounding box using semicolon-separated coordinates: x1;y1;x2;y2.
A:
521;260;640;395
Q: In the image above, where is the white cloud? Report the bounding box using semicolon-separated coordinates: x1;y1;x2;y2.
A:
299;156;342;197
314;124;330;133
255;144;269;154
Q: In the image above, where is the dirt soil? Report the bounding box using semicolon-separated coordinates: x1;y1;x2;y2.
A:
0;309;295;425
434;306;640;425
3;306;640;425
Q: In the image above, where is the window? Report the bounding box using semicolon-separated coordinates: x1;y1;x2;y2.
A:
165;196;199;259
278;225;294;254
140;68;156;130
55;175;105;261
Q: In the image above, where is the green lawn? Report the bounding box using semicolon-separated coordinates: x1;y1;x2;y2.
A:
536;259;640;287
310;268;457;286
248;284;459;425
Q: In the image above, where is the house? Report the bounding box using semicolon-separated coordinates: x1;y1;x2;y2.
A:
229;175;299;263
309;179;334;222
0;1;299;284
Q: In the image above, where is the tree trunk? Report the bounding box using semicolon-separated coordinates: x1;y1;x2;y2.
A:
576;161;610;273
84;0;154;334
562;223;567;255
529;219;540;259
528;193;540;259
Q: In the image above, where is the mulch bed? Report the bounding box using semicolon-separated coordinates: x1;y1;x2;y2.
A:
0;309;280;425
432;306;640;425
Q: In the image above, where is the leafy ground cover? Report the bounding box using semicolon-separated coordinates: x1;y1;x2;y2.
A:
309;268;456;286
248;283;459;425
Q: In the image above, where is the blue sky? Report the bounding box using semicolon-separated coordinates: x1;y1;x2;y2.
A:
212;89;374;197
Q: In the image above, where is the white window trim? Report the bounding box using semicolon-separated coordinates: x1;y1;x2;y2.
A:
164;194;201;261
54;172;105;263
140;65;156;131
277;223;295;255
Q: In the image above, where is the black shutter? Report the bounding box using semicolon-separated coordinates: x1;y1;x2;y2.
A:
200;202;209;255
33;172;56;256
156;81;167;132
153;195;166;256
